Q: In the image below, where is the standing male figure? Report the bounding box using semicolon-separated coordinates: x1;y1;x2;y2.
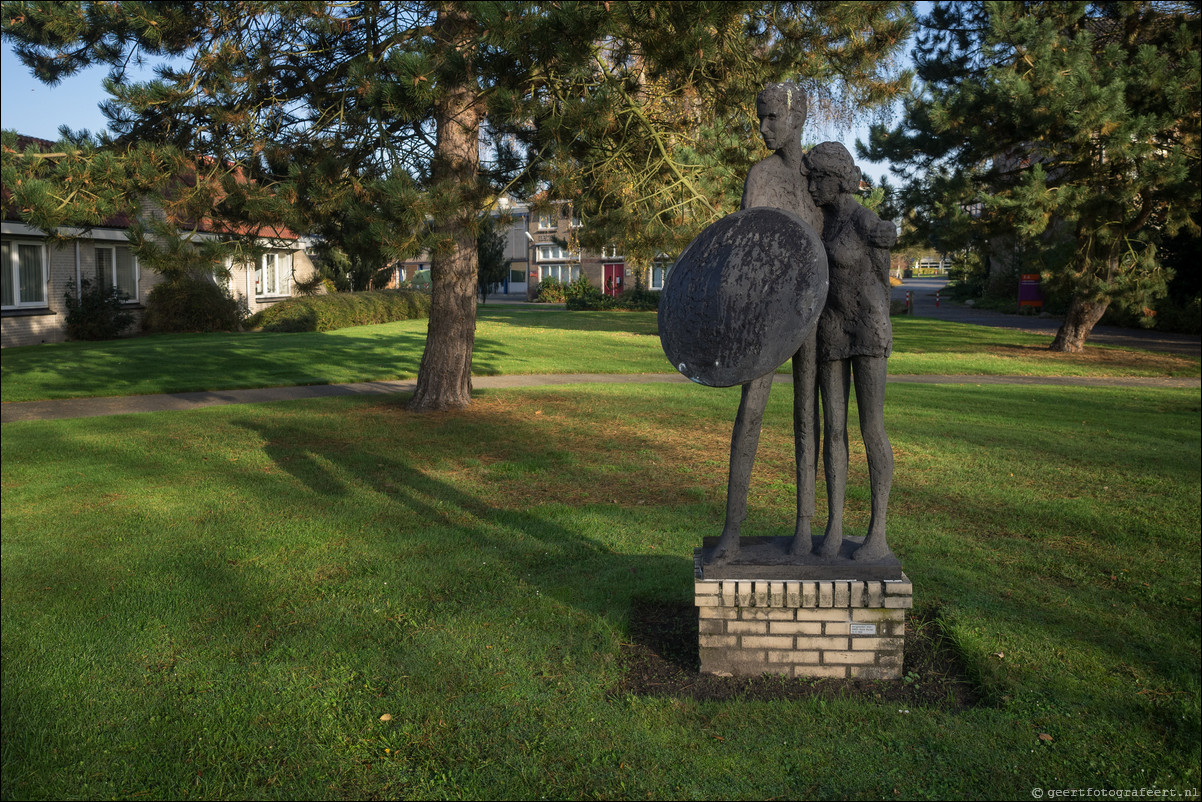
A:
709;82;824;564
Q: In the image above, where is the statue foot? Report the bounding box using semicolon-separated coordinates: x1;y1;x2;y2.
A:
814;528;842;559
787;519;811;556
852;536;893;562
708;528;740;564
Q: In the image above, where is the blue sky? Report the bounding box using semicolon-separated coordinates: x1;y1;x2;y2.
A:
2;40;896;184
1;42;125;141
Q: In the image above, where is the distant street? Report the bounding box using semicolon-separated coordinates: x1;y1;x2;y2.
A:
890;276;1200;357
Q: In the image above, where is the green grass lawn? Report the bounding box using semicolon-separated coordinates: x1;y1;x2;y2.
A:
3;382;1199;799
2;308;1197;403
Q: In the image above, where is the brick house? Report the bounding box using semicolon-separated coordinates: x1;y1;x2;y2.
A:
488;199;674;299
387;199;654;300
2;136;318;348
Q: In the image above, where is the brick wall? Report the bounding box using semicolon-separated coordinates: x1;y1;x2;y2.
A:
695;576;912;680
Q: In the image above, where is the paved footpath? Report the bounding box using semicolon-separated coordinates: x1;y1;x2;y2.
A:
3;371;1198;424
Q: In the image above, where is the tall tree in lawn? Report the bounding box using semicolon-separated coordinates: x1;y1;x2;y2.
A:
3;1;488;409
4;1;914;406
864;1;1201;352
411;3;482;409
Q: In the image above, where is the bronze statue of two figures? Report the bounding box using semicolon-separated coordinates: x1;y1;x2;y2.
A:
659;84;898;568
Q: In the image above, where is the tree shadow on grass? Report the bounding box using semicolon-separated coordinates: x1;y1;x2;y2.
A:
224;392;700;618
218;390;999;712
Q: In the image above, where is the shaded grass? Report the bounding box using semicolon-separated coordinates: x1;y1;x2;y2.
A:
3;382;1198;799
2;309;1197;403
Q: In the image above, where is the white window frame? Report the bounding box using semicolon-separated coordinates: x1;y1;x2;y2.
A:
537;243;576;262
601;245;622;260
649;261;672;290
255;251;293;298
538;263;580;283
537;211;555;230
94;243;139;301
1;238;49;309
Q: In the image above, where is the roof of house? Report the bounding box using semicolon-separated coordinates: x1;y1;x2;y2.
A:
2;133;298;240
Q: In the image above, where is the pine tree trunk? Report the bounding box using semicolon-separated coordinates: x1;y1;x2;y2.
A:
1049;294;1109;353
409;4;481;412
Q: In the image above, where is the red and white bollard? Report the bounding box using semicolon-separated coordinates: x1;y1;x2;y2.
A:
935;290;941;308
906;290;913;314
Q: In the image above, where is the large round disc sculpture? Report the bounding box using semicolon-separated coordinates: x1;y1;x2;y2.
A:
660;207;829;387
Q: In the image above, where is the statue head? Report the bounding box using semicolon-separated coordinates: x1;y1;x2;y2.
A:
756;82;807;151
807;141;861;204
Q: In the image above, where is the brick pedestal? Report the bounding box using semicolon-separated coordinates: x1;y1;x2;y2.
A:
694;537;912;679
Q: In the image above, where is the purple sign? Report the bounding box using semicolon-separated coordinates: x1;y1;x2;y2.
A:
1019;274;1044;308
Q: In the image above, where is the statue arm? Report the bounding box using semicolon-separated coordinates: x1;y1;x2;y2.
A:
851;204;895;283
852;205;897;249
741;160;777;210
740;166;758;210
870;219;898;250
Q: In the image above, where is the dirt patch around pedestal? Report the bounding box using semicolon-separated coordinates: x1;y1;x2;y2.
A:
618;599;981;709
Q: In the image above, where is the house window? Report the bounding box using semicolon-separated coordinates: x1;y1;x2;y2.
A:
570;214;582;229
537;211;555;230
1;239;47;308
602;245;622;259
649;262;672;290
537;243;575;262
94;244;138;300
539;264;580;283
255;252;292;297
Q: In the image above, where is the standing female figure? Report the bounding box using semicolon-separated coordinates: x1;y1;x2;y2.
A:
807;142;897;562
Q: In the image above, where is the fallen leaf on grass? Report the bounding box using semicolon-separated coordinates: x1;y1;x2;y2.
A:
379;713;392;721
1038;733;1053;742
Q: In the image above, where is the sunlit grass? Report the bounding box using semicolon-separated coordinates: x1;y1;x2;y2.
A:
2;309;1196;403
3;382;1198;799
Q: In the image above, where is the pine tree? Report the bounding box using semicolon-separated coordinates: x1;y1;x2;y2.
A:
865;1;1201;351
4;1;914;406
476;215;508;302
526;2;914;271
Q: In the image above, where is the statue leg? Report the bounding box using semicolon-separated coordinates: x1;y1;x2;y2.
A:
711;371;773;563
788;334;819;556
851;355;894;561
816;358;850;558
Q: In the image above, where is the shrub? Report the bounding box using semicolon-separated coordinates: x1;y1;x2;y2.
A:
143;274;246;333
616;286;660;311
247;289;431;332
1153;296;1201;335
534;277;566;303
563;276;607;309
567;284;660;311
63;279;136;340
1100;296;1202;335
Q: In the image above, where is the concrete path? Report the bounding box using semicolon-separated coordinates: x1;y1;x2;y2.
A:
892;277;1201;357
4;371;1197;423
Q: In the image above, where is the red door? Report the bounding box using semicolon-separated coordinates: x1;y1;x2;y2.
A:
603;263;625;297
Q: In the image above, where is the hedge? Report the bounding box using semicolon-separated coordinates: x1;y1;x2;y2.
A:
247;289;431;333
566;286;660;311
143;274;244;333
